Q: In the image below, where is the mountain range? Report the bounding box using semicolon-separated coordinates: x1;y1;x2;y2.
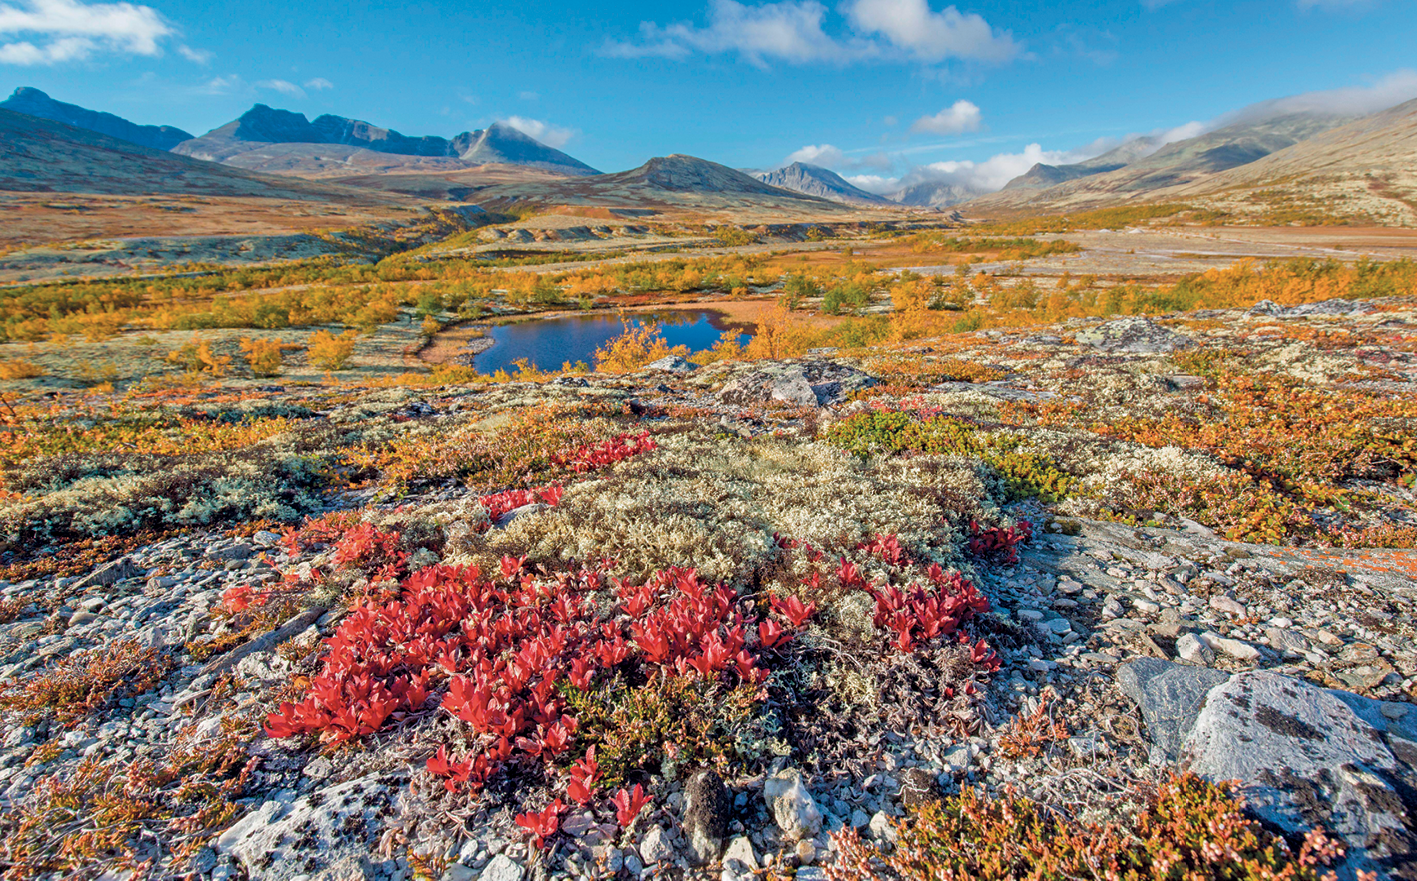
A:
1;87;193;152
0;106;400;203
171;105;600;177
2;85;1415;222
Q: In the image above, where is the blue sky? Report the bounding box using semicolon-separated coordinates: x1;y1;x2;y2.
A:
2;0;1415;192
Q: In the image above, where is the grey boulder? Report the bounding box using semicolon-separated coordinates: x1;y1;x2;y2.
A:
719;360;875;408
1184;671;1416;880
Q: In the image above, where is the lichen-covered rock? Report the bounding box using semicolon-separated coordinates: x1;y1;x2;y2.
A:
1075;317;1193;354
644;355;696;373
1184;671;1417;879
214;773;402;881
719;360;875;408
682;768;732;864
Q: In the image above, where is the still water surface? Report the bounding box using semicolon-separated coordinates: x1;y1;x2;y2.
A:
474;310;747;375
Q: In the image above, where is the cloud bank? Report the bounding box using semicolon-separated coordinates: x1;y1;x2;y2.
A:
604;0;1018;67
0;0;177;65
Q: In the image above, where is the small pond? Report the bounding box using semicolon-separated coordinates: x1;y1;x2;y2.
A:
474;310;748;375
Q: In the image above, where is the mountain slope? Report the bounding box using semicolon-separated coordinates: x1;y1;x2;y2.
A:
173;105;599;177
753;162;895;206
1174;96;1417;223
0;107;400;203
972;111;1354;212
0;87;193;151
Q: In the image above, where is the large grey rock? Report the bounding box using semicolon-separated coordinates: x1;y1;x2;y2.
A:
763;768;823;840
1075;317;1193;354
1117;658;1230;760
214;774;402;881
719;360;875;408
644;355;696;373
682;768;731;864
1185;671;1417;880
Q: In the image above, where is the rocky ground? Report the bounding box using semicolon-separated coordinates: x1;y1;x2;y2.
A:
0;297;1414;880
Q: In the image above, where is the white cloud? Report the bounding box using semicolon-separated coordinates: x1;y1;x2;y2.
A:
195;73;241;94
501;115;576;148
842;0;1018;63
605;0;842;66
846;141;1107;196
176;43;208;63
303;77;333;91
519;90;539;100
1223;68;1417;122
0;0;172;65
910;99;982;135
255;78;304;98
605;0;1014;66
786;143;846;165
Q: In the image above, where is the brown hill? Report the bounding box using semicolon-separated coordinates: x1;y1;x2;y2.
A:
465;154;877;221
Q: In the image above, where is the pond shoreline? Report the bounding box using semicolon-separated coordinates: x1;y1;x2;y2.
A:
420;298;767;369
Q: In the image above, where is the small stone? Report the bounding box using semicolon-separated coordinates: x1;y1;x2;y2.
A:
639;826;674;864
479;854;523;881
721;836;758;881
850;809;871;829
1175;633;1214;665
1016;609;1044;622
868;811;898;844
1198;631;1260;663
795;839;817;865
1209;594;1247;617
623;853;644;878
763;769;823;840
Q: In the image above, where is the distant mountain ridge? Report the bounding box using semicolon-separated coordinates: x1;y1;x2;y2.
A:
173;105;600;176
972;109;1358;212
0;87;193;151
752;162;895;206
0;107;400;204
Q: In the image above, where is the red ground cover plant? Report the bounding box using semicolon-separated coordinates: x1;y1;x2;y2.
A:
262;558;772;825
556;430;657;474
967;519;1033;566
473;485;564;530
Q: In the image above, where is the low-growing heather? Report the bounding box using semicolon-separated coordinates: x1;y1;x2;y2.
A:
826;772;1348;881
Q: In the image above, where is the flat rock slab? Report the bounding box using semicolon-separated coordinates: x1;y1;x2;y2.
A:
215;773;403;881
1116;658;1230;760
1185;671;1417;880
